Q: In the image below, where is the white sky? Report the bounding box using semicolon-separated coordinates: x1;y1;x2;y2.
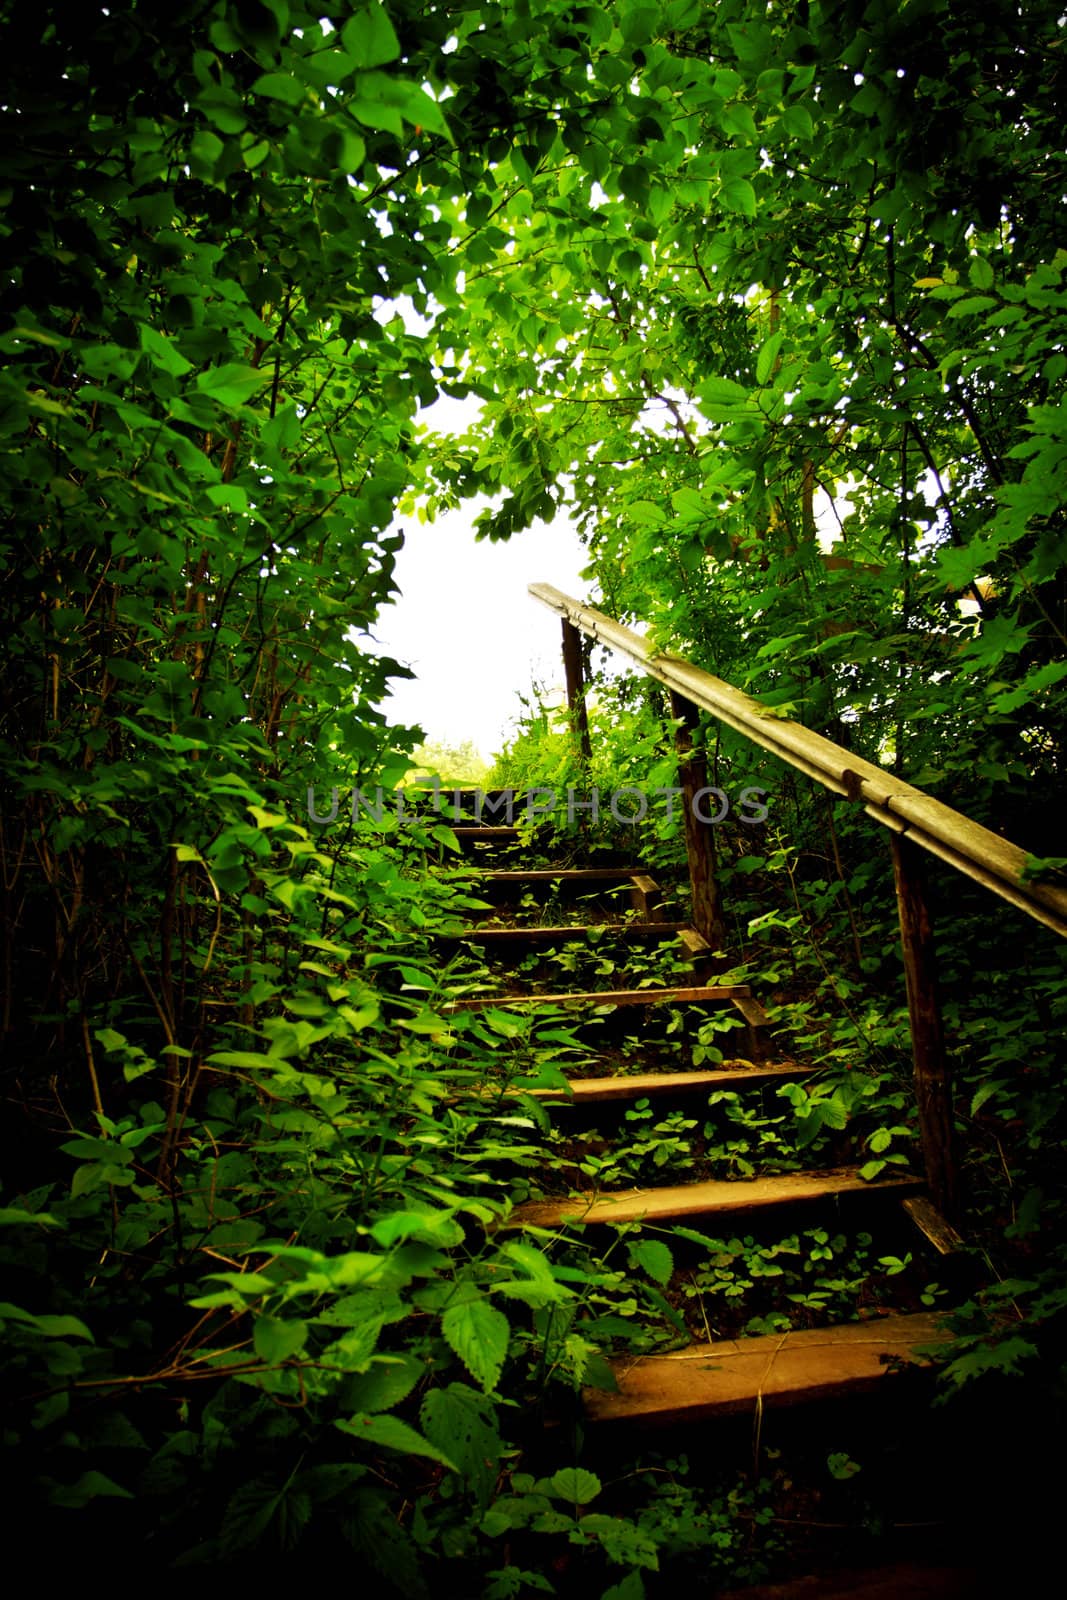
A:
360;383;590;759
367;500;589;759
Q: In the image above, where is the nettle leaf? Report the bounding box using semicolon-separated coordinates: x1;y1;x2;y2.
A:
441;1295;510;1392
371;1208;464;1247
220;1476;311;1554
970;1082;1003;1117
420;1382;503;1507
253;1314;307;1364
343;1356;423;1414
336;1411;458;1472
625;1238;674;1287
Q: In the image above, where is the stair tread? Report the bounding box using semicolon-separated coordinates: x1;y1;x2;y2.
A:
584;1312;945;1423
509;1166;922;1228
525;1064;814;1101
447;983;752;1011
474;868;649;882
449;921;688;941
450;826;522;837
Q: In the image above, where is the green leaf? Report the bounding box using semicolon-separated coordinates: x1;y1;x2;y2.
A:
0;1207;64;1229
628;500;668;525
756;329;784;386
343;1356;423;1413
547;1466;601;1505
252;72;306;107
140;324;193;376
420;1382;503;1506
970;1082;1002;1117
721;176;756;217
618;164;650;206
342;3;401;69
34;1314;94;1340
780;104;813;139
49;1471;133;1508
441;1295;510;1392
196;364;265;406
220;1476;311;1554
253;1315;307;1364
626;1238;674;1287
696;375;752;421
969;256;995;290
601;1573;647;1600
336;1411;458;1471
947;294;997;318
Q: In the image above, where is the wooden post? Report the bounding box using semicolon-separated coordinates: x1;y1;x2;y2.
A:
561;618;592;763
669;691;726;950
891;833;959;1220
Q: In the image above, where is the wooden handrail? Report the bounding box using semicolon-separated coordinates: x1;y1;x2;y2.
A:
530;582;1067;942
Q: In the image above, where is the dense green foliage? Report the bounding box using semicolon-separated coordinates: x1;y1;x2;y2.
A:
2;0;1065;1587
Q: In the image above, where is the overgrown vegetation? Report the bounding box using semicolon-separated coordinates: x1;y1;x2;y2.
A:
2;0;1066;1589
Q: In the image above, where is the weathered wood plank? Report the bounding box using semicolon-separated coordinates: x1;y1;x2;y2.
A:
891;834;958;1220
731;993;773;1059
629;872;664;921
450;826;522;840
447;921;688;946
584;1313;945;1424
446;984;752;1012
524;1064;813;1103
677;927;712;960
507;1167;922;1229
670;690;727;948
561;617;592;762
901;1194;966;1256
474;868;647;885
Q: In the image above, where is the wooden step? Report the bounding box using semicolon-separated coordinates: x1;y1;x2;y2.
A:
508;1166;922;1229
523;1063;813;1104
450;826;523;842
446;921;688;946
629;872;663;920
731;992;774;1059
446;983;752;1012
472;867;648;887
584;1312;945;1424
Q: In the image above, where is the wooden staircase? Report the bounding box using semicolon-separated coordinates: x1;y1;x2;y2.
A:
435;812;955;1430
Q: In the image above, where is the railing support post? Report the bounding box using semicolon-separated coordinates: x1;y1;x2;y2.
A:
891;833;959;1220
669;691;726;950
561;618;592;763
